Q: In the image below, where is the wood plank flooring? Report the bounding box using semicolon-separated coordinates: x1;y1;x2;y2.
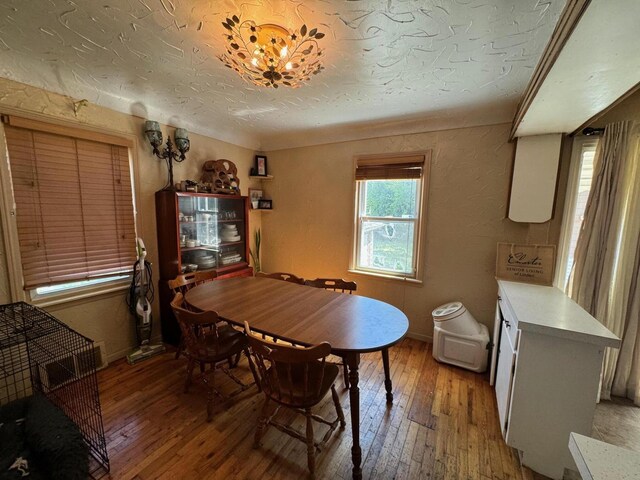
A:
593;396;640;451
99;338;546;479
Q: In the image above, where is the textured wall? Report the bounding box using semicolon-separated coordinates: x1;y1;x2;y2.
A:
0;75;572;357
261;123;564;339
0;77;260;360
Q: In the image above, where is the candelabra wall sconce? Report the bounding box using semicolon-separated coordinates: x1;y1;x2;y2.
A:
144;120;190;190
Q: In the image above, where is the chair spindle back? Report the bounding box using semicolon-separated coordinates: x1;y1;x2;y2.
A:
171;293;224;358
304;278;357;294
244;322;331;406
256;272;305;285
168;271;218;311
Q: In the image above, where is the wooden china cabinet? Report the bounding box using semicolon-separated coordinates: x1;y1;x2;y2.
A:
155;190;253;345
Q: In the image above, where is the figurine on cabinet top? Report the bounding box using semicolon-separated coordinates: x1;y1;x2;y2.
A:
200;159;240;194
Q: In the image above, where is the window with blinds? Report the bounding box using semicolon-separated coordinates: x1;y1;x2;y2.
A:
557;138;598;290
2;116;137;290
352;152;430;280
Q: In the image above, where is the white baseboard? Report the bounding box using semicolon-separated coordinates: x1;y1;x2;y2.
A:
406;331;433;344
107;334;165;363
107;346;132;363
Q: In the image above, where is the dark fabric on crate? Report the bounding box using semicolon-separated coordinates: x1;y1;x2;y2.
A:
0;395;88;480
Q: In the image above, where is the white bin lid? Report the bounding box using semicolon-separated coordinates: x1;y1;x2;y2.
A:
432;302;465;321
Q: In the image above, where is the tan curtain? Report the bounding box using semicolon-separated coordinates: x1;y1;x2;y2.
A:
610;133;640;404
612;235;640;403
568;120;640;403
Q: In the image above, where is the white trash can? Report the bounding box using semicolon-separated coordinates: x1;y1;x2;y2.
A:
432;302;489;372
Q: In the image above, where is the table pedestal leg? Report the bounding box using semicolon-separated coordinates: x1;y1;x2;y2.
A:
382;348;393;404
345;353;362;480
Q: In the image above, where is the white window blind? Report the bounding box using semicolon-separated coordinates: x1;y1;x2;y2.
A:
561;142;597;289
3;117;136;289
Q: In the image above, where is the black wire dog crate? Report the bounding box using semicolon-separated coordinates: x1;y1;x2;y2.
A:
0;301;110;476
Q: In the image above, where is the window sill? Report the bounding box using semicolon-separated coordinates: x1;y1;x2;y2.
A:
348;269;423;285
29;280;131;308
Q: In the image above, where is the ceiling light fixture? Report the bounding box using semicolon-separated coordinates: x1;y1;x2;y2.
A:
219;15;325;89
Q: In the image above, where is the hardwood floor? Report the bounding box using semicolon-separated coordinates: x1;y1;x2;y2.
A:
99;338;545;479
593;396;640;451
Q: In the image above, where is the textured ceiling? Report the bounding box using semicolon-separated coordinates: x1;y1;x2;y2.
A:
0;0;564;150
516;0;640;136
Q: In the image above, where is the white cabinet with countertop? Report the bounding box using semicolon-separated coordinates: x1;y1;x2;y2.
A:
491;280;621;479
569;433;640;480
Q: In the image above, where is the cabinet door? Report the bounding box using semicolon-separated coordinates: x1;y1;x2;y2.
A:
177;194;248;272
495;321;516;437
508;134;562;223
490;299;502;386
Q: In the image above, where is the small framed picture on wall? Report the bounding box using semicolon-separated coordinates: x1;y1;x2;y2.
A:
249;188;263;209
248;188;263;203
258;199;272;210
255;155;268;176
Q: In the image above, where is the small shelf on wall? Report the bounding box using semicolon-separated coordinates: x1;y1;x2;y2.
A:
249;174;273;210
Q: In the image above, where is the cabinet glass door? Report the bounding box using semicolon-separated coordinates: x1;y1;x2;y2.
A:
215;197;246;268
177;195;246;272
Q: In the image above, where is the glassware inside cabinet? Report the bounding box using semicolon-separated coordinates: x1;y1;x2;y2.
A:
196;212;219;248
178;195;215;272
217;197;246;268
176;194;247;273
178;195;197;248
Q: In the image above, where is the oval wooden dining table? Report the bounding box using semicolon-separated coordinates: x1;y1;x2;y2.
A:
185;276;409;479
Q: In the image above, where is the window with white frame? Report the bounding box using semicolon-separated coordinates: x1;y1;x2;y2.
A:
352;152;429;280
556;136;598;290
1;115;137;301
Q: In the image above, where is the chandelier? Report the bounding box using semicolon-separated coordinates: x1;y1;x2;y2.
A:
219;15;325;88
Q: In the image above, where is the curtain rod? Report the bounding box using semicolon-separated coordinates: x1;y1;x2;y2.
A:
582;127;605;136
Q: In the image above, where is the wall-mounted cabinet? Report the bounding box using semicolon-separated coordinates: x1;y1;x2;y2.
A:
155;190;252;344
508;134;562;223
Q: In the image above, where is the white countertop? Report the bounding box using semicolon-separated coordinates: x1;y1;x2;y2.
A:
497;280;620;348
569;433;640;480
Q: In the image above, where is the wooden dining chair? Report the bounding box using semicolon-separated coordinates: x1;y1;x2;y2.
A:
256;271;305;285
304;278;357;388
170;293;258;421
304;278;357;294
168;271;224;360
168;270;217;299
244;322;345;478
